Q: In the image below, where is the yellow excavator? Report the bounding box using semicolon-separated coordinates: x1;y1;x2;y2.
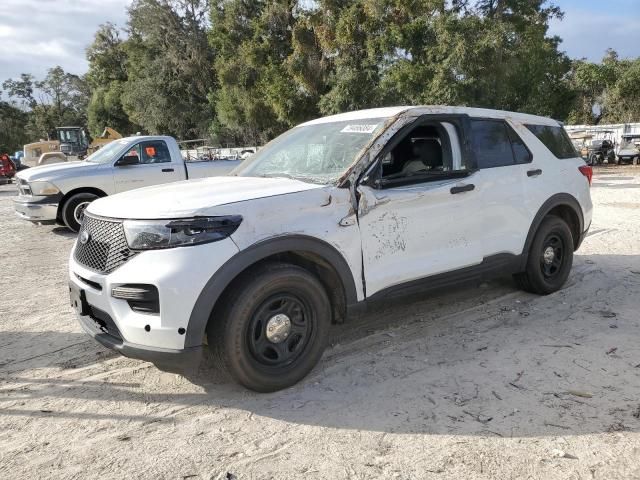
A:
23;127;122;166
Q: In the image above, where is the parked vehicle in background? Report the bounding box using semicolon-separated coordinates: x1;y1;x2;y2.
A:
68;106;593;392
10;150;26;170
587;136;616;165
14;135;241;232
0;154;17;184
22;126;123;167
617;134;640;165
567;131;592;159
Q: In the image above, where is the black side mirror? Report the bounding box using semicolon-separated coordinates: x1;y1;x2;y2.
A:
116;155;139;166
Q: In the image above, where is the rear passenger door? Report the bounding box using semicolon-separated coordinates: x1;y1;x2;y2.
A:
469;118;534;258
112;139;183;193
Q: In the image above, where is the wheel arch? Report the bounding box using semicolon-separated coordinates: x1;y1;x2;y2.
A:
184;235;359;348
520;193;584;270
56;187;108;221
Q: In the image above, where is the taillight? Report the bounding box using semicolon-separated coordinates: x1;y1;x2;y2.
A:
578;165;593;186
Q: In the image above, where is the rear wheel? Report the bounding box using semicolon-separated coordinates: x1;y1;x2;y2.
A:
61;192;98;232
208;263;331;392
514;216;574;295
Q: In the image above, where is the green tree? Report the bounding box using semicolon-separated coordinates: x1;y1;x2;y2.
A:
2;67;89;139
122;0;215;139
86;23;139;136
210;0;320;145
0;101;30;153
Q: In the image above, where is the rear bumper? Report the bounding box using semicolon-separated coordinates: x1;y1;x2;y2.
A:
13;196;60;223
76;306;202;372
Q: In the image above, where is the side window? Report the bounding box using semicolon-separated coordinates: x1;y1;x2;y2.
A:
140;140;171;164
525;124;579;159
506;125;532;164
124;144;141;162
470;119;515;168
379;121;467;185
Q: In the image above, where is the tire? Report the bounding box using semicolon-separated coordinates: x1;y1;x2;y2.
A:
61;193;98;232
514;216;574;295
208;263;331;392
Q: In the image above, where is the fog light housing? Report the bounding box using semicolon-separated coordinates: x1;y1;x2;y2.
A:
112;284;159;314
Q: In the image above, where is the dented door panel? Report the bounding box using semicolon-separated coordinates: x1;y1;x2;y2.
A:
357;175;485;296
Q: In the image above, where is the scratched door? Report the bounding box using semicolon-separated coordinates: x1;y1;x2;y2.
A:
356;174;485;297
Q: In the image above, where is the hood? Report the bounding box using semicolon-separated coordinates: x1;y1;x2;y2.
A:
619;146;639;155
87;176;325;219
17;161;99;183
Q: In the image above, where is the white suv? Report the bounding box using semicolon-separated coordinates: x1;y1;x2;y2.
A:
68;106;593;392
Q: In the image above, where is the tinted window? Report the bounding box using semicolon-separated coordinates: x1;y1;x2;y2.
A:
525;124;578;159
140;140;171;164
471;120;515;168
506;126;532;164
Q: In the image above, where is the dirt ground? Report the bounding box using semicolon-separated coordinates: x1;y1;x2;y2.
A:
1;167;640;479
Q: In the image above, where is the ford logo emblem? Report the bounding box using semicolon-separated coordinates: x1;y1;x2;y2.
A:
79;231;91;244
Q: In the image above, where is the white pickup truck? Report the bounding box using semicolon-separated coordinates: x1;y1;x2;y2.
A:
14;135;241;231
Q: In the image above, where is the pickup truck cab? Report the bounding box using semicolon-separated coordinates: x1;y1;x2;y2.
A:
69;106;593;392
14;135;240;231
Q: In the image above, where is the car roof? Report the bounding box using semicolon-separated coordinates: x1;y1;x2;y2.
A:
117;135;174;143
298;105;560;127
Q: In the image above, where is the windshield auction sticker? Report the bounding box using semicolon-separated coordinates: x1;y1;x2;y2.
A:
341;124;379;134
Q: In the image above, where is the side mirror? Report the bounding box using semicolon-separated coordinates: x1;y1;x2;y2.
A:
115;155;139;166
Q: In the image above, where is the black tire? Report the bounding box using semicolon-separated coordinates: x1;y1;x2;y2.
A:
208;263;331;392
514;216;574;295
61;192;98;232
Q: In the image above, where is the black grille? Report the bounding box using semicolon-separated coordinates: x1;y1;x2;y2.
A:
74;214;137;274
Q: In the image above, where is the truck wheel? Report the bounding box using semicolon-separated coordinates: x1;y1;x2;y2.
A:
61;193;98;232
514;216;574;295
208;263;331;392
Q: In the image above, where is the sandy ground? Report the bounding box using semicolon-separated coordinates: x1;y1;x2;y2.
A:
1;167;640;479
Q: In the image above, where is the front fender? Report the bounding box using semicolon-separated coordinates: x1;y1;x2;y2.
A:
184;234;359;348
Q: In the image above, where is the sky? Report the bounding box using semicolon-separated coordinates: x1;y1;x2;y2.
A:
0;0;639;84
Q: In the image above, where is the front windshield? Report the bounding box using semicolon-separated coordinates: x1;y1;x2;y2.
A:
58;129;79;143
621;138;640;149
85;139;129;163
232;118;387;184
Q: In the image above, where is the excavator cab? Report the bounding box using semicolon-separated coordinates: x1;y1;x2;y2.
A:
56;127;89;159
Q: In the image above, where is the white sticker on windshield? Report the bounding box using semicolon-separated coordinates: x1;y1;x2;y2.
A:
341;124;379;134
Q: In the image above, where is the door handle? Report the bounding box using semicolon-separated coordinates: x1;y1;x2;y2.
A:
162;168;174;173
450;183;475;194
527;169;542;177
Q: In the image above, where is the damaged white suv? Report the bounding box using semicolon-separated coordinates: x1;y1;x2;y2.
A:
69;106;593;392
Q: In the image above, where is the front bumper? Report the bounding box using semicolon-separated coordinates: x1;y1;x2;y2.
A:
13;195;60;223
75;304;202;372
69;236;240;367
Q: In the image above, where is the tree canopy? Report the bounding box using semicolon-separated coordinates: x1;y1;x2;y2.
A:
2;0;640;153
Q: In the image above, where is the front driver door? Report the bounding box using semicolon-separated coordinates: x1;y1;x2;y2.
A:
357;116;486;297
112;140;183;193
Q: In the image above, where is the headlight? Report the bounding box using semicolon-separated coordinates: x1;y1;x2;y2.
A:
123;216;243;250
29;181;60;196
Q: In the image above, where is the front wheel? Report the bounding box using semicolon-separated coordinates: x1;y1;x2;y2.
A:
514;216;574;295
61;192;98;232
208;263;331;392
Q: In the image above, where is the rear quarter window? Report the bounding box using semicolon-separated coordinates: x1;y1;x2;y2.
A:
525;124;579;159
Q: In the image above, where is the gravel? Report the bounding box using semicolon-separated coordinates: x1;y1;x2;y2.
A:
1;167;640;479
